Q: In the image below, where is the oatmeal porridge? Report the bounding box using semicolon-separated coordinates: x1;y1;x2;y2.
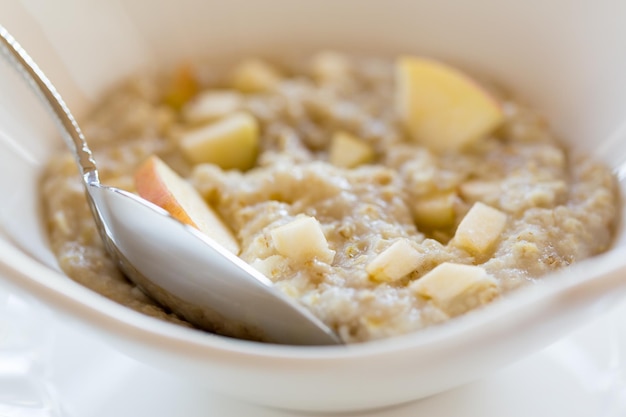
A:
41;52;619;343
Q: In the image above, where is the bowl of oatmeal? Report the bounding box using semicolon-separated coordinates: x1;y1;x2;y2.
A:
1;0;626;411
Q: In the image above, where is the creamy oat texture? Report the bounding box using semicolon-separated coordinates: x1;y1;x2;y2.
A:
41;53;618;343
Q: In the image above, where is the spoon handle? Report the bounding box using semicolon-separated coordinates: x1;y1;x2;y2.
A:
0;25;99;184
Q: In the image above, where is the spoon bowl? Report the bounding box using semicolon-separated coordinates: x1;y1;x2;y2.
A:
0;25;340;346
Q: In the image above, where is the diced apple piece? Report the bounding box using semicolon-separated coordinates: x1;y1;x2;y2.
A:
271;216;335;264
182;90;243;124
452;202;507;255
412;192;456;230
412;262;499;316
250;255;287;280
179;112;259;170
459;180;501;203
231;59;281;93
329;131;375;168
312;51;351;82
134;155;240;255
163;63;199;110
396;56;504;152
366;239;422;282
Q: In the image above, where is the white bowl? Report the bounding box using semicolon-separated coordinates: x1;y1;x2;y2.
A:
1;0;626;412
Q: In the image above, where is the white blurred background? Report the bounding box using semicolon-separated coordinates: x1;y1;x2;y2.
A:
1;278;626;417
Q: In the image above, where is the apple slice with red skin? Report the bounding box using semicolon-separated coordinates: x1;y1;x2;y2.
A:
134;155;240;255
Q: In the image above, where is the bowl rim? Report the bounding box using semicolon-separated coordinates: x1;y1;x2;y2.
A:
1;235;625;364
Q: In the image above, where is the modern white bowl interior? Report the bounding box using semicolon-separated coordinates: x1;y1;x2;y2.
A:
1;0;626;412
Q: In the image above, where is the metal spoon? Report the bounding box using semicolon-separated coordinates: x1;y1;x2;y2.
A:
0;25;341;346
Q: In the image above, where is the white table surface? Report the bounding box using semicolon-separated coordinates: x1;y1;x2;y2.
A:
1;279;626;417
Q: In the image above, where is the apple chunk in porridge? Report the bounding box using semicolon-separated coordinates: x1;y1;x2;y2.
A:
41;52;619;343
